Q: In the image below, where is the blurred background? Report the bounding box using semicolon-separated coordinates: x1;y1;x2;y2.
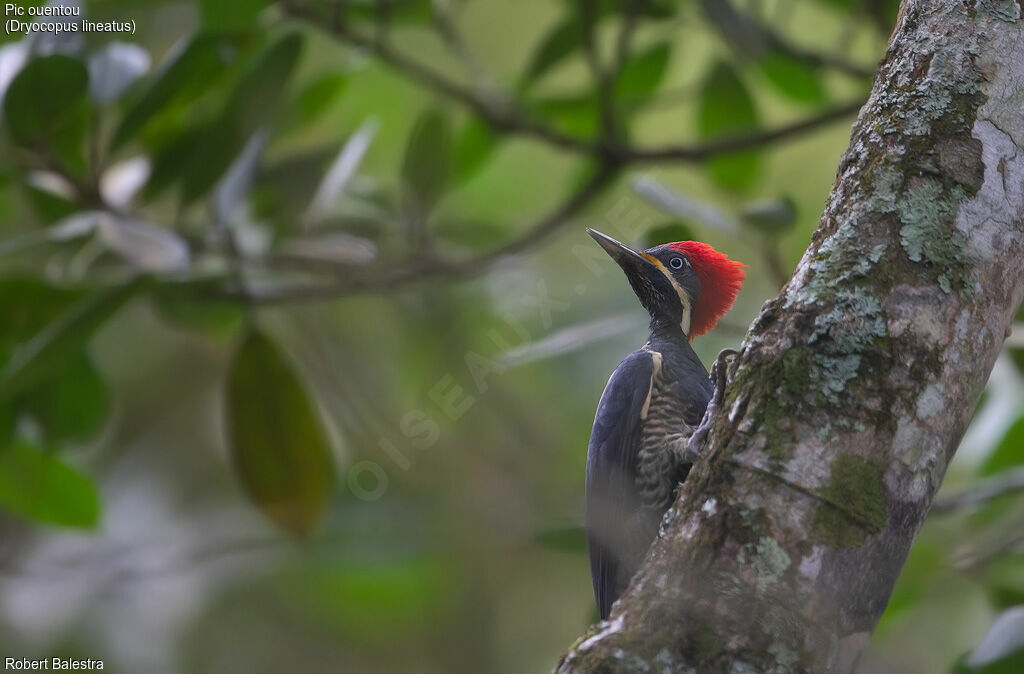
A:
0;0;1022;672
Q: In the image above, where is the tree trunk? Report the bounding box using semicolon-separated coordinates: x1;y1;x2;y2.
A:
556;1;1024;672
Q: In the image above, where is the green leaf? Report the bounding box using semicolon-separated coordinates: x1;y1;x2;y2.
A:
532;92;599;138
180;117;247;204
981;416;1024;478
615;42;672;105
0;280;144;400
0;278;86;347
643;222;695;248
139;33;303;202
147;274;242;338
176;33;304;204
226;33;304;138
520;17;582;89
292;72;348;127
200;0;268;31
250;147;336;219
112;34;228;149
401;108;452;216
759;50;827;104
23;181;80;222
3;55;90;170
144;121;211;199
3;54;88;144
16;355;109;446
560;0;684;21
522;1;682;90
226;328;336;538
342;0;432;24
636;0;685;19
153;293;245;340
0;442;100;528
740;196;798;236
697;61;762;191
453;118;500;185
147;276;244;339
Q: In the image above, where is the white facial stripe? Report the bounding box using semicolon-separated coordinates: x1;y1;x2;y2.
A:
679;294;692;336
645;254;693;335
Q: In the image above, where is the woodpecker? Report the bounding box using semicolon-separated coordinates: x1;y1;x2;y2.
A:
584;228;745;620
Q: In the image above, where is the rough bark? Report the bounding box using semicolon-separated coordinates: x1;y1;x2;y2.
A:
556;2;1024;672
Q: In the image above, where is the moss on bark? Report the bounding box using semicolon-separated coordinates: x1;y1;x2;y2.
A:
814;455;888;546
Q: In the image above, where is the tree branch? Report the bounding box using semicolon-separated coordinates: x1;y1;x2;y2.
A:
430;0;493;93
611;0;645;79
624;99;865;162
698;0;876;80
931;467;1024;515
762;29;876;80
282;1;866;164
557;2;1024;671
209;2;866;308
580;1;611;138
214;162;622;304
284;0;595;153
202;93;861;303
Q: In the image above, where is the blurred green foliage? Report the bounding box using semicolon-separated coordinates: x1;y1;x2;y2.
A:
0;441;99;527
0;0;1020;672
227;327;336;537
697;60;761;189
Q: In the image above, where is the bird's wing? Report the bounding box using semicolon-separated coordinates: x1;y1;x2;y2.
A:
585;348;657;620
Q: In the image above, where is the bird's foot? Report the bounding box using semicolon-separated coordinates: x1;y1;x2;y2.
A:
685;348;739;461
710;348;738;407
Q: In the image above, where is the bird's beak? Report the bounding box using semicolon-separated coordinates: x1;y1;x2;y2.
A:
587;228;657;279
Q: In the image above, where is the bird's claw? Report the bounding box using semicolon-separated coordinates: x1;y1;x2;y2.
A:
686;348;739;460
709;348;738;407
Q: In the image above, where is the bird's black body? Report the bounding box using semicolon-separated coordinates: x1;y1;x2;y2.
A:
585;328;712;619
583;229;743;620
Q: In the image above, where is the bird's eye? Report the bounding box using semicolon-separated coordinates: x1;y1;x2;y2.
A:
670;257;686;270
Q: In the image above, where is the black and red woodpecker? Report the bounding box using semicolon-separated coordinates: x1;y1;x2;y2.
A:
584;228;745;619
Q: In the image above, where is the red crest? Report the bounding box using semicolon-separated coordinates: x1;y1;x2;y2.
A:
667;242;746;340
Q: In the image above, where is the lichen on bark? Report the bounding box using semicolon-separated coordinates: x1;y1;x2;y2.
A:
557;2;1024;672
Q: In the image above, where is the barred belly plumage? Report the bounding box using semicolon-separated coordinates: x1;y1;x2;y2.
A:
635;377;698;512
